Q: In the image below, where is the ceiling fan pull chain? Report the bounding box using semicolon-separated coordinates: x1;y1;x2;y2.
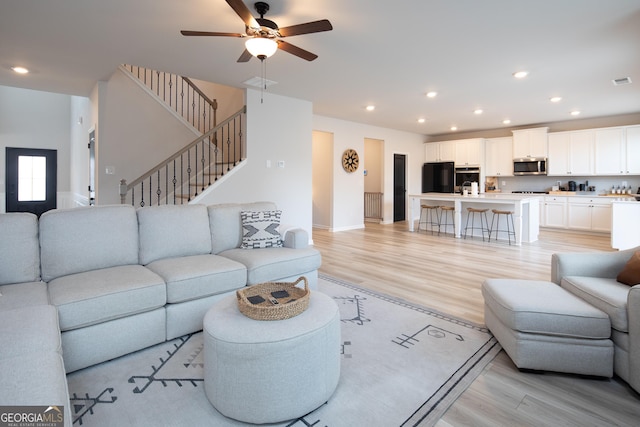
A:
261;58;267;104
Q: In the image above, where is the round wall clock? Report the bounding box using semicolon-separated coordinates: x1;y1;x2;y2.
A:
342;149;359;173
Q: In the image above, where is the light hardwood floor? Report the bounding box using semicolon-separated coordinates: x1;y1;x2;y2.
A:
313;222;640;426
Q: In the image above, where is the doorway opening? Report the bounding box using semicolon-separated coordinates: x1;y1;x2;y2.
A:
5;147;57;216
393;153;407;222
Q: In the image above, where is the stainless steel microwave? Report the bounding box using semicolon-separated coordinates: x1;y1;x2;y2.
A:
513;158;547;175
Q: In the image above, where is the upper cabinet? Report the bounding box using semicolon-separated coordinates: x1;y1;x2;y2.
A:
548;130;594;176
594;126;640;175
485;137;513;176
454;138;484;166
512;127;548;158
425;141;455;162
627;126;640;174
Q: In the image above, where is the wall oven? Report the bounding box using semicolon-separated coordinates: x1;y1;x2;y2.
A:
513;158;547;175
455;167;480;192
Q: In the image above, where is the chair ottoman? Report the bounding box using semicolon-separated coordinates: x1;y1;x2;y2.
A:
482;279;613;377
203;290;341;424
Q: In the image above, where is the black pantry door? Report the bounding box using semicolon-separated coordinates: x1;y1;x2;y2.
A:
393;153;406;222
5;147;57;217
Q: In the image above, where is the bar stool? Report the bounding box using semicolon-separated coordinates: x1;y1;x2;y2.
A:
464;207;490;241
418;205;440;235
490;209;516;245
439;206;455;236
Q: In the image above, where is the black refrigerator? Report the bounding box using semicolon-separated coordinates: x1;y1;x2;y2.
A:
422;162;455;193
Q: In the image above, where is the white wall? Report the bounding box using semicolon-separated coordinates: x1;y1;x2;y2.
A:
312;130;333;228
69;95;94;206
96;69;203;204
0;85;71;212
196;89;314;238
312;115;426;230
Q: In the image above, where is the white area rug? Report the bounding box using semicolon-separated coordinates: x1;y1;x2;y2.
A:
66;274;500;426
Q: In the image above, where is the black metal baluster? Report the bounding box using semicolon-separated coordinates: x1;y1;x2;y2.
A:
140;182;145;207
173;160;177;205
226;122;231;171
156;170;161;205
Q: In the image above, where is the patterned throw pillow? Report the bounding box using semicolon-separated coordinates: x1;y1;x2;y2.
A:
241;210;284;249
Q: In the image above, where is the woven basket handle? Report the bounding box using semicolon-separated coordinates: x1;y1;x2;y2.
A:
290;276;309;291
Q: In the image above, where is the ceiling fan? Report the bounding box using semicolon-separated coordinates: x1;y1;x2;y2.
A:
181;0;333;62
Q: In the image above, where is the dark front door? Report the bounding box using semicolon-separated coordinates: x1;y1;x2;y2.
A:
393;153;406;222
5;147;57;217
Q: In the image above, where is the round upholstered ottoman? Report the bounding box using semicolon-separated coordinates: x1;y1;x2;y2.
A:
203;291;341;424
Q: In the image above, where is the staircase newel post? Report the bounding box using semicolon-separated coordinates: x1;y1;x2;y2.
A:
119;179;128;204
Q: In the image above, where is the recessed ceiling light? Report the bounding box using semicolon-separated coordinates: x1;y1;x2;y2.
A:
417;118;426;123
11;66;29;74
450;126;458;131
474;109;483;115
503;119;511;125
550;96;562;103
426;91;437;98
513;71;528;79
365;105;375;111
570;110;581;116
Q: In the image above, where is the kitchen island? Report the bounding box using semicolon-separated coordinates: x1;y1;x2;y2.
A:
409;193;541;245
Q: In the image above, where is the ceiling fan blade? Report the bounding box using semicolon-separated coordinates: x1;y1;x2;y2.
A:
277;40;318;61
225;0;259;29
181;30;244;37
278;19;333;37
237;49;253;63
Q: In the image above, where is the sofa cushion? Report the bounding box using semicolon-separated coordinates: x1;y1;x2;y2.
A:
561;276;629;332
0;352;71;422
240;210;283;249
220;247;322;286
0;305;61;359
0;212;40;285
48;265;166;331
617;251;640;286
0;282;49;310
145;254;247;303
137;204;212;265
482;279;611;339
39;205;140;282
208;202;277;254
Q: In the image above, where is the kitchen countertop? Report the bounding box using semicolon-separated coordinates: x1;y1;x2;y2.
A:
408;193;540;244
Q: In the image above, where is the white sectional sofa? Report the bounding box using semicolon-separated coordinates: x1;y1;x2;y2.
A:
0;202;320;426
551;246;640;394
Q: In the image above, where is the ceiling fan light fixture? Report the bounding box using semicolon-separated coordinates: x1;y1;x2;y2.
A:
245;37;278;59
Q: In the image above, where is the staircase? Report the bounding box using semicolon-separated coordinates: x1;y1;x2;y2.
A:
118;65;246;207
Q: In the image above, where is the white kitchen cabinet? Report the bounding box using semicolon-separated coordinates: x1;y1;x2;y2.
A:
547;130;594;176
594;128;625;175
567;197;612;232
425;141;455;162
594;125;640;175
512;127;548;158
611;201;640;250
485;137;513;176
454;138;484;166
626;125;640;174
543;196;567;228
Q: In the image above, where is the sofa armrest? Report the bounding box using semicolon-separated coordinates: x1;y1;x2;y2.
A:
629;284;640;393
281;228;309;249
550;246;639;285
